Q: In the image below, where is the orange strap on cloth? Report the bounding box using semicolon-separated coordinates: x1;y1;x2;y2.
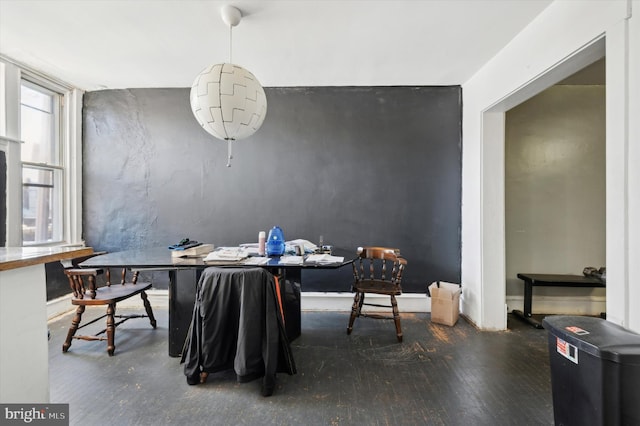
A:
274;275;285;325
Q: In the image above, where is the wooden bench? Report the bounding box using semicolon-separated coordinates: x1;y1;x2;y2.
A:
513;273;605;329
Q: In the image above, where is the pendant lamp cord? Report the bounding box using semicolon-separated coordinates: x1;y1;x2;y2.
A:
229;25;233;64
226;22;233;168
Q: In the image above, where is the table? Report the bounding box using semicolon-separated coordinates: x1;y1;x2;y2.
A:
513;273;606;329
0;246;94;403
80;247;355;356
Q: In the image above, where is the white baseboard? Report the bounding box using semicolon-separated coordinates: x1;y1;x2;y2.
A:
506;295;606;316
47;290;606;321
47;294;74;320
300;292;429;312
47;290;429;320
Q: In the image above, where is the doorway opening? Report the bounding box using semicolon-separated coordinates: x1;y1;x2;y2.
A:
504;58;606;328
480;36;606;330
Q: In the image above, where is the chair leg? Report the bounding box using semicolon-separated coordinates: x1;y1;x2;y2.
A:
391;295;402;342
347;292;362;335
106;303;116;356
140;290;157;328
63;305;85;353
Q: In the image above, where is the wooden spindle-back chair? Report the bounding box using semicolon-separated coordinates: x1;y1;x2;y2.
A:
62;255;156;356
347;246;407;342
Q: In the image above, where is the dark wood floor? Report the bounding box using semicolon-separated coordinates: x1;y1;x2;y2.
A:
48;306;554;425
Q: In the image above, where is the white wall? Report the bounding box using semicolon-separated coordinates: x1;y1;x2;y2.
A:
629;0;640;331
461;0;639;331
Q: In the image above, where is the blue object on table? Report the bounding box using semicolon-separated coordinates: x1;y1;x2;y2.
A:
266;226;285;256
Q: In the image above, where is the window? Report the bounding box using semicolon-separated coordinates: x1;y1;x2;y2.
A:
0;57;83;247
20;80;64;244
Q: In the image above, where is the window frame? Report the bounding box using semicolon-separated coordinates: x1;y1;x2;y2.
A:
1;56;84;247
20;77;65;245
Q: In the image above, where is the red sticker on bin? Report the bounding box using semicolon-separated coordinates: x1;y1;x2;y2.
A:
556;337;578;364
565;326;589;335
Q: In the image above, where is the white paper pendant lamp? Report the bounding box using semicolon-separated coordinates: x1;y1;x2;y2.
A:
189;6;267;167
190;63;267;142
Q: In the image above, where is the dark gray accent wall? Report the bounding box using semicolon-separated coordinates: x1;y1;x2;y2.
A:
82;86;461;293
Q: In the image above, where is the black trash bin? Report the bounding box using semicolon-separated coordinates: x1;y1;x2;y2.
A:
542;315;640;426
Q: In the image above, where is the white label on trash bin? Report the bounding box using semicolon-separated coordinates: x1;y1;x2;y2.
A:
556;337;578;364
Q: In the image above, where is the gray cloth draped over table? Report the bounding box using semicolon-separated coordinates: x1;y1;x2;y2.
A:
181;267;296;396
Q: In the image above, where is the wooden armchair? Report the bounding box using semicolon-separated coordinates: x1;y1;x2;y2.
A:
62;255;156;356
347;246;407;342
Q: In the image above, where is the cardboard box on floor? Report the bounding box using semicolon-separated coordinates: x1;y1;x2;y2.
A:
428;281;462;326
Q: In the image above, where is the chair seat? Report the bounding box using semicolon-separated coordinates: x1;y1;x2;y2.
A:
71;282;153;306
353;280;401;295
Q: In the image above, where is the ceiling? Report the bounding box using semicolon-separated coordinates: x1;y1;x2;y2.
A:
0;0;554;91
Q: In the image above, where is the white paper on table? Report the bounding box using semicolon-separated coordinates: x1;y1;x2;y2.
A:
242;256;270;265
278;256;304;265
204;247;249;262
243;246;260;256
286;239;318;252
239;243;261;255
305;254;344;264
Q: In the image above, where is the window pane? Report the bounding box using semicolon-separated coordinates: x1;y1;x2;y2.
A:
21;84;53;113
20;83;57;164
23;167;53;186
22;168;55;243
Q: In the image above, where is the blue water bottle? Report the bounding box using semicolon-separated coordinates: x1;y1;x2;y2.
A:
266;226;285;256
